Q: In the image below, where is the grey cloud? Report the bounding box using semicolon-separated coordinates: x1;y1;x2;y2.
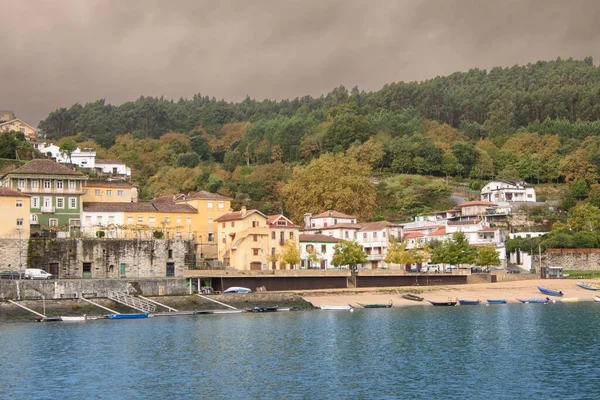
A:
0;0;598;125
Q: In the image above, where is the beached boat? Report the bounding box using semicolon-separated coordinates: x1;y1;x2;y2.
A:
223;287;252;293
402;293;424;302
487;299;507;304
34;316;62;322
357;301;393;308
576;282;600;291
458;299;480;306
560;298;580;303
517;298;549;304
60;316;86;322
594;296;600;303
537;286;563;297
212;310;246;314
107;313;149;319
429;300;458;307
250;306;278;313
319;305;353;310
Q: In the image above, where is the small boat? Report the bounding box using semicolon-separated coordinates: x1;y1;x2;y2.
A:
34;316;62;322
107;313;149;319
319;305;353;310
458;299;480;306
487;299;507;304
537;286;563;297
594;296;600;303
357;301;393;308
212;309;245;314
429;300;458;307
60;316;86;322
560;298;580;303
517;298;549;304
250;306;278;313
277;308;291;312
576;282;600;291
223;287;252;293
402;293;424;302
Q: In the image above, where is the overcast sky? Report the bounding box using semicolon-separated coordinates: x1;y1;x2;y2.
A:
2;0;599;125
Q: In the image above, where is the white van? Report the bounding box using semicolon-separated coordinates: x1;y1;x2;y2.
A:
24;268;53;280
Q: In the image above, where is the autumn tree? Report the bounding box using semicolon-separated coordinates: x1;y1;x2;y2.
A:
332;240;367;270
281;153;376;222
474;244;501;267
279;239;301;269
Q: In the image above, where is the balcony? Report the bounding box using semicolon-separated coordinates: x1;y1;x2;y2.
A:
41;206;55;213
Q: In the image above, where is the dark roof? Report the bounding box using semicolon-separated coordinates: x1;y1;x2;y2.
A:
6;159;84;176
0;187;30;197
312;210;356;219
215;209;266;222
185;191;232;201
83;202;156;212
299;234;341;243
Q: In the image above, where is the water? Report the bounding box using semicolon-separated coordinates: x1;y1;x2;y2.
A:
2;303;600;399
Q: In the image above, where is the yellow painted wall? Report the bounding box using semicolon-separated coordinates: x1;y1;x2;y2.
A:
82;185;133;203
0;195;30;239
217;212;269;270
123;211;197;239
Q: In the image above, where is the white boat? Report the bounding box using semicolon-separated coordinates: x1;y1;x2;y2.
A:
594;296;600;303
223;287;252;293
319;305;352;310
560;298;580;303
212;310;246;314
60;316;86;322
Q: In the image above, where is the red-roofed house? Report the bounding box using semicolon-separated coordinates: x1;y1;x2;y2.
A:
299;234;341;269
303;210;357;229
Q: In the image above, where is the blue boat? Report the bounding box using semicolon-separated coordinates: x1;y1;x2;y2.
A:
517;298;549;304
487;299;507;304
576;282;600;291
537;286;563;297
458;299;480;305
107;313;149;319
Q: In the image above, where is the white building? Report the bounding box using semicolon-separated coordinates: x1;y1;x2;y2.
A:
299;234;341;269
35;143;131;177
507;231;547;271
481;180;536;203
303;210;357;229
356;221;403;269
95;159;131;177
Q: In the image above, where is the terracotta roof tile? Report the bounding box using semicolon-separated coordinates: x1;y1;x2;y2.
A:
6;159;84;176
0;187;30;197
404;232;425;239
299;234;341;243
312;210;356;219
359;221;402;231
83;202;156;212
215;209;266;222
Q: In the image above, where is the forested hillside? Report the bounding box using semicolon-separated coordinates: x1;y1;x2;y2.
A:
34;57;600;222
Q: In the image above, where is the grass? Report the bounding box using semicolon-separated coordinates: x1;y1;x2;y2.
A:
564;270;600;280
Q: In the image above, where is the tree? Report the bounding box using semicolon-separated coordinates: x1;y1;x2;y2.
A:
431;231;474;267
279;239;301;269
570;177;589;200
281;153;376;222
332;240;367;270
474;244;500;267
441;151;462;181
559;150;600;184
568;203;600;232
384;239;415;265
59;138;78;164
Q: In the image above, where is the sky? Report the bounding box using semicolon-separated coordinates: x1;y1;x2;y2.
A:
2;0;600;125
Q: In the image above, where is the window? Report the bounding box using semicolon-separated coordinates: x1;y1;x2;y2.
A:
345;231;349;239
373;232;377;239
106;190;112;197
290;232;294;239
306;244;314;251
222;223;226;228
334;219;338;224
222;238;226;244
56;198;64;209
56;180;63;189
43;197;51;208
69;198;77;209
31;180;39;189
17;179;25;189
383;232;386;238
149;216;155;225
277;221;286;226
138;216;144;223
253;235;258;242
117;190;124;197
16;218;23;226
321;245;326;252
85;189;89;195
168;249;173;258
208;233;214;242
176;216;181;224
271;231;275;240
363;233;367;239
207;201;214;209
32;197;39;208
49;218;58;227
97;216;103;224
231;222;235;227
16;200;23;208
218;201;224;209
252;220;259;228
95;189;101;196
164;216;170;224
208;217;213;224
108;216;115;224
186;217;191;224
85;216;92;224
68;180;76;190
44;180;51;189
31;214;38;223
253;248;259;256
127;216;133;224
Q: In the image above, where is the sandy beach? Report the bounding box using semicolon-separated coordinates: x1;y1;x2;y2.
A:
301;278;600;307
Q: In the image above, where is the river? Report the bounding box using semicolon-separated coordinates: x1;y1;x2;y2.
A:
1;303;599;399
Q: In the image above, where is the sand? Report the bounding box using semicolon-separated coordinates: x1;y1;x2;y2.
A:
300;278;600;307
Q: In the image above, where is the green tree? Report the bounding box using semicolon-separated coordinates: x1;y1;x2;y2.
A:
279;240;301;269
568;203;600;232
59;138;78;164
431;231;474;267
332;240;367;270
281;153;376;222
474;244;500;267
570;177;590;200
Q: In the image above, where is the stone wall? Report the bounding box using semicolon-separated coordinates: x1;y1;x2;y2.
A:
26;238;195;279
0;239;28;272
546;249;600;270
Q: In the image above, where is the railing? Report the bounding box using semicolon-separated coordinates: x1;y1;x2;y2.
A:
107;291;156;313
41;206;55;213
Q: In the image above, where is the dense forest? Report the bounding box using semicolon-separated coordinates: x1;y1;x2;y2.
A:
31;57;600;222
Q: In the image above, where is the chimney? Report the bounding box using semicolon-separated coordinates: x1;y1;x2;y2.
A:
304;213;312;229
241;206;247;216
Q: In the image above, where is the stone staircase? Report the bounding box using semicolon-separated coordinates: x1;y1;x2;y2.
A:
107;291;156;313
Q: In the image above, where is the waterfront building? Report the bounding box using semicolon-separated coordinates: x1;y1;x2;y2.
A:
0;187;30;239
299;234;340;269
357;221;403;269
303;210;357;229
0;159;87;237
82;180;137;203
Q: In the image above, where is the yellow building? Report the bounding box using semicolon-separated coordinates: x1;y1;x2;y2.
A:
215;207;300;270
0;187;31;239
0;118;37;140
82;180;137;203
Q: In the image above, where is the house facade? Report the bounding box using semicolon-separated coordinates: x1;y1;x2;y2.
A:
299;234;340;269
481;180;536;203
1;159;87;235
82;180;137;203
0;118;37;140
95;159;131;177
357;221;403;269
0;187;30;239
303;210;357;229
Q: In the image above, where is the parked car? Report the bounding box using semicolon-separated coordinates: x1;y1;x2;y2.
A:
507;267;521;274
444;265;457;273
423;265;440;273
24;268;53;280
0;270;21;280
